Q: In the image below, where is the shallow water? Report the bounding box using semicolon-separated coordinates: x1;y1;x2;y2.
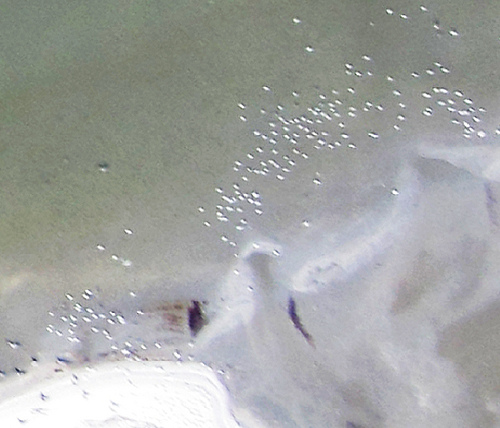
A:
0;0;499;427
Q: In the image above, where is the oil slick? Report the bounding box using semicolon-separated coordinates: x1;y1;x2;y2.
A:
484;183;499;228
188;300;208;337
41;290;211;367
287;297;315;348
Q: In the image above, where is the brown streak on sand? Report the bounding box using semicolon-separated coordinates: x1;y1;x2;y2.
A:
288;297;315;348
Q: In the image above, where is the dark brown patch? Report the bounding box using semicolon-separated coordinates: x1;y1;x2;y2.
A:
156;302;188;333
485;183;499;227
145;300;208;338
188;300;207;337
288;297;315;348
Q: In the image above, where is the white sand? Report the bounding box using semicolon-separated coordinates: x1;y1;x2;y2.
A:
0;360;240;428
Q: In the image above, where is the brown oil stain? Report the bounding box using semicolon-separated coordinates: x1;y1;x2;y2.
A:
147;300;208;337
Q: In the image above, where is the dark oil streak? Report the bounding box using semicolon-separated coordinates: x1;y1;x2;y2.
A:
288;297;315;348
188;300;207;337
346;422;365;428
484;183;499;227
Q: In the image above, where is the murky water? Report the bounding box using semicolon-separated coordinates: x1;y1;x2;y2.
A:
0;0;499;427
